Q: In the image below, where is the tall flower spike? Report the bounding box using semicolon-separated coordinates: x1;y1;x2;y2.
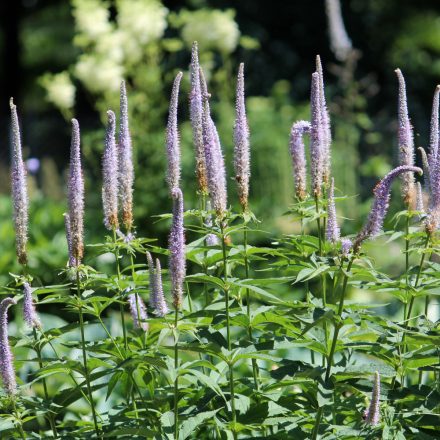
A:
326;178;340;243
316;56;332;184
169;188;186;309
289;120;311;200
341;238;352;257
310;72;325;197
416;182;424;213
325;0;353;61
118;80;134;231
0;297;17;396
102;110;119;230
68;119;84;264
23;282;41;329
10;99;28;265
418;147;431;196
354;166;422;251
200;68;228;217
153;259;169;317
146;251;156;309
128;293;148;332
189;42;208;194
166;72;183;193
364;371;381;426
233;63;251;211
428;86;440;180
395;69;415;205
64;213;76;267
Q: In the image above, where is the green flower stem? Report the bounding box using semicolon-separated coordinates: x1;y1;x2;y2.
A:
244;225;260;392
32;328;58;438
76;272;101;438
220;221;237;439
113;228;128;351
11;400;26;440
173;307;179;440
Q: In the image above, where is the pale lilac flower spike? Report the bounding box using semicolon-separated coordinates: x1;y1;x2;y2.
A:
395;69;415;205
341;238;352;257
428;86;440;184
310;72;325;197
128;293;148;332
166;72;183;193
23;282;41;329
102;110;119;230
146;251;156;309
418;147;431;196
354;165;422;251
68;119;84;264
0;297;17;396
64;213;76;267
233;63;251;211
10;99;28;265
169;188;186;309
153;259;168;317
189;42;208;194
316;56;332;184
118;80;134;231
200;68;228;217
325;0;353;61
326;178;340;243
416;182;425;214
364;371;381;426
289;120;311;200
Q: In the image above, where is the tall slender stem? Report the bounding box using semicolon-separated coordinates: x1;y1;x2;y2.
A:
244;226;259;391
220;221;237;439
173;307;179;440
32;328;58;438
76;272;100;438
11;400;26;440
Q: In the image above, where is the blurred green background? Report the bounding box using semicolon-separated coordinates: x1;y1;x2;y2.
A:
0;0;439;285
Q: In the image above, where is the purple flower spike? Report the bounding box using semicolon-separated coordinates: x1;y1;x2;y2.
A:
341;238;352;257
118;80;134;231
326;178;340;243
233;63;251;211
146;251;156;309
364;371;381;426
354;166;422;250
102;110;119;230
289;120;311;200
429;86;440;178
416;182;425;214
64;213;77;267
169;188;186;309
0;297;17;396
153;259;168;317
68;119;84;264
200;68;228;217
10;99;28;265
310;72;325;197
316;56;332;184
418;147;431;196
189;42;208;194
128;293;148;332
395;69;415;205
23;282;41;329
166;72;183;193
325;0;353;61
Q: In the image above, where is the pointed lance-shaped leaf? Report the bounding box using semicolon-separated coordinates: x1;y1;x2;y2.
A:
233;63;251;211
10;99;28;265
166;72;183;193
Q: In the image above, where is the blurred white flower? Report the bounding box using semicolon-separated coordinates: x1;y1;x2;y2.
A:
180;9;240;54
72;0;112;42
75;55;124;94
95;30;126;63
41;71;76;112
117;0;168;45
